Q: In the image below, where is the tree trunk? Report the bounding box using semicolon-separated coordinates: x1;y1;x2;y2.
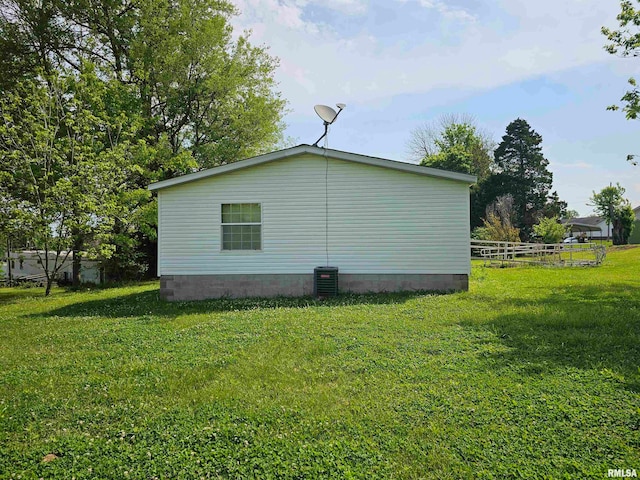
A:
612;217;627;245
141;236;158;279
72;235;83;286
6;238;12;286
45;276;53;296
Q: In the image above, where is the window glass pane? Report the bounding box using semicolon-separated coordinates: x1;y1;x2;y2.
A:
230;208;239;223
251;204;261;223
240;204;252;223
252;230;261;249
240;226;246;245
222;203;261;224
222;224;261;250
222;204;231;223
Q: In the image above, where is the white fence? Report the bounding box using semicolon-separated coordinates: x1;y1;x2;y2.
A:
471;239;606;267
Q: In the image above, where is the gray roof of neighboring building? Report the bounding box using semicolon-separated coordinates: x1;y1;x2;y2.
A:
563;216;604;226
562;216;606;232
148;144;477;191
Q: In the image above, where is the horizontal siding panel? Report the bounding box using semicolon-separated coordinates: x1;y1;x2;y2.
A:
159;154;471;275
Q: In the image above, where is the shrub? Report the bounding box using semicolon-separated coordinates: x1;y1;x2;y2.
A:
482;213;521;242
471;226;490;240
532;216;566;244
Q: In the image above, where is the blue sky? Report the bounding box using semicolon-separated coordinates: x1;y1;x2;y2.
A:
232;0;640;215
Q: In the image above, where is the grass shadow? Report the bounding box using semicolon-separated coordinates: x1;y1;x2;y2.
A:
462;283;640;392
28;287;448;319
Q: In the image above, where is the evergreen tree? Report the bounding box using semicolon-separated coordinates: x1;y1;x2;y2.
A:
492;118;553;239
542;191;568;219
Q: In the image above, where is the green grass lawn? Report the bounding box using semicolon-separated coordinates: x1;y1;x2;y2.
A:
1;248;639;479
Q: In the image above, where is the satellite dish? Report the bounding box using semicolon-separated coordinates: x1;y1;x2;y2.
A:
314;105;338;124
312;102;346;147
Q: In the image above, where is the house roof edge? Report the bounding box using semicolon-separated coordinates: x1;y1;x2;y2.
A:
148;144;477;191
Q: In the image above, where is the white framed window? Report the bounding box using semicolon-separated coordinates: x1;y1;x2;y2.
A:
221;203;262;251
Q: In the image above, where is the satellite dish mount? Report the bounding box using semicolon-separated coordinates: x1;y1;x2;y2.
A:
312;103;346;147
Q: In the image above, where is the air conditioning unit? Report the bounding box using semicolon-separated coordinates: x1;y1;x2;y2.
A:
314;266;338;298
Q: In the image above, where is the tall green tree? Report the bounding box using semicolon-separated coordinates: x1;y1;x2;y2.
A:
602;1;640;121
0;0;286;167
589;183;635;244
491;118;553;239
0;67;139;294
125;0;286;166
408;114;494;180
0;0;287;277
602;1;640;165
564;209;580;220
542;191;568;219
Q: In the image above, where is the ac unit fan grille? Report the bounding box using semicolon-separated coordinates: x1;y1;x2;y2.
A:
314;267;338;297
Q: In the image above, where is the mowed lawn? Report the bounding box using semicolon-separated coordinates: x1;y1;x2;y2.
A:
1;249;639;479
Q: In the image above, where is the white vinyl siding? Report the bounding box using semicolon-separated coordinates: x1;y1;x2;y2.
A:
158;154;471;275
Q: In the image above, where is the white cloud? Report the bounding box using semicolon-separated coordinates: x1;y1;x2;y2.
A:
231;1;640;215
234;0;310;32
415;0;476;22
232;0;628;115
234;0;367;34
316;0;367;15
499;47;555;73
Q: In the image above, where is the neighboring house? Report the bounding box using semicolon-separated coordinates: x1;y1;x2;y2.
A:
149;145;476;301
562;216;609;240
2;251;102;284
634;205;640;221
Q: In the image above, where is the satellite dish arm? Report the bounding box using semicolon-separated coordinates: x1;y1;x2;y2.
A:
330;106;345;124
312;122;329;147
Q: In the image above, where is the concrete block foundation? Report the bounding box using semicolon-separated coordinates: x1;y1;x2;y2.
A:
160;273;468;301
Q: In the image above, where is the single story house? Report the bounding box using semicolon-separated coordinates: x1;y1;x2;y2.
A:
2;250;102;283
149;145;476;301
562;216;609;240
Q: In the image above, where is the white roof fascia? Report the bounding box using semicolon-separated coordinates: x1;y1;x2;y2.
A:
148;145;477;191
